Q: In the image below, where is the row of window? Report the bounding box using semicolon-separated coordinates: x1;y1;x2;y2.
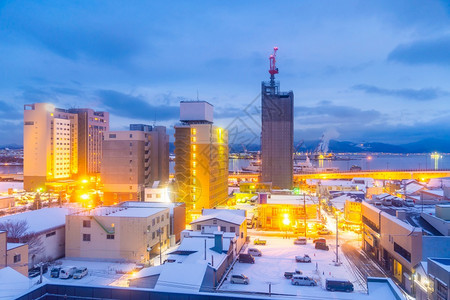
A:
196;224;237;233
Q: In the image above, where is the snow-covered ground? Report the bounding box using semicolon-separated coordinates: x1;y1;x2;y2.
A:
42;259;136;287
220;235;366;298
0;181;23;193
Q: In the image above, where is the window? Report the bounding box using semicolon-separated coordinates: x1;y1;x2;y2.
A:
46;231;56;238
147;225;151;232
129;134;133;138
129;142;133;146
107;234;115;240
152;219;155;226
161;215;164;222
394;242;411;262
152;232;155;239
157;217;160;223
241;232;244;238
83;234;91;241
197;225;201;230
230;227;236;233
220;226;226;232
109;134;116;138
13;254;21;263
83;220;91;228
213;220;217;225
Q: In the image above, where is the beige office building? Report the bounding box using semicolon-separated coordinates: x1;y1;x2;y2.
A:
102;126;169;205
174;101;229;222
23;103;109;191
24;103;79;191
65;206;170;263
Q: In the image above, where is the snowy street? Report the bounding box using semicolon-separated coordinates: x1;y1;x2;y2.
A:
219;233;368;298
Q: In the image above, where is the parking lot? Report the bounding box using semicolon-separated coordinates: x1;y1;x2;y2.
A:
219;235;365;298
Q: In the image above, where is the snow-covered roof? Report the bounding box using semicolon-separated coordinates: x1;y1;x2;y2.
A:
154;262;208;293
167;237;228;268
266;194;318;205
133;264;164;279
430;258;450;272
0;267;30;299
421;189;444;197
7;242;25;250
78;206;167;218
191;211;245;225
203;208;246;217
0;207;71;234
120;201;182;214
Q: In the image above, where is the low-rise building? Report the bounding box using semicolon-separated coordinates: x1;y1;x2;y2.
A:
0;207;70;267
362;201;423;290
190;209;246;251
421;204;450;236
256;194;319;231
129;230;234;292
0;196;15;209
66;206;170;263
1;231;28;276
120;201;186;243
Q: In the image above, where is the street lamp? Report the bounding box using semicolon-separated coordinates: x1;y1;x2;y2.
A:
335;212;340;266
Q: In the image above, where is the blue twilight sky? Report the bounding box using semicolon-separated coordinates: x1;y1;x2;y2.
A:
1;0;450;145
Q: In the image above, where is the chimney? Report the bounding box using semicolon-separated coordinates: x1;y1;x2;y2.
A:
396;210;406;221
212;231;223;253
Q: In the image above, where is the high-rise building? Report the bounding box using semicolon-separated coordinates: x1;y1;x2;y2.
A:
68;109;109;177
174;101;228;222
24;103;79;191
101;125;169;205
23;103;109;191
261;50;294;189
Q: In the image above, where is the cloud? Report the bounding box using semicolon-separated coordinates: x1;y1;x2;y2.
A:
295;102;382;124
352;84;447;101
0;100;22;120
387;35;450;66
96;90;179;121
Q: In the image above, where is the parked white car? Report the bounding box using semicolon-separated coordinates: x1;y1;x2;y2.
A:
230;274;249;284
59;266;77;279
248;248;262;257
73;267;88;279
291;275;317;286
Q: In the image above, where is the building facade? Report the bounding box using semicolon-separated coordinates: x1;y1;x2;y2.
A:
68;108;109;177
23;103;109;191
24;103;78;191
362;202;423;289
1;231;29;277
261;80;294;190
102;126;169;205
174;101;228;222
65;206;170;263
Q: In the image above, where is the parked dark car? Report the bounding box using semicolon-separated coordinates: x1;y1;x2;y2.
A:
284;269;302;279
313;238;326;244
315;242;329;251
28;264;48;278
326;279;354;292
50;267;61;278
238;254;255;264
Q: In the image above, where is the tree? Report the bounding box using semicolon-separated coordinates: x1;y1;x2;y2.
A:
32;193;42;210
0;220;45;257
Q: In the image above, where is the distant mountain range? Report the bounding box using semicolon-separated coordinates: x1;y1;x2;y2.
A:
4;138;449;153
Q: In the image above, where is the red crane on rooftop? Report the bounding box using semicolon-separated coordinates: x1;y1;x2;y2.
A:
269;47;279;86
269;46;279;76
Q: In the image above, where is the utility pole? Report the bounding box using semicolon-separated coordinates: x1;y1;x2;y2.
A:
335;213;340;265
158;228;162;265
